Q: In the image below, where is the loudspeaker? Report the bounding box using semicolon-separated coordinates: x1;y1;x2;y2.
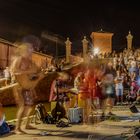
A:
129;104;139;113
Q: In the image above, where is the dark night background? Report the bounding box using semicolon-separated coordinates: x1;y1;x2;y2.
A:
0;0;140;54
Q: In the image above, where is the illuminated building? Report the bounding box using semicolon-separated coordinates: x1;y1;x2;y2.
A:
90;29;113;54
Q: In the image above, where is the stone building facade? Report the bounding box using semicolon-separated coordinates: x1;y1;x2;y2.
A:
90;30;113;54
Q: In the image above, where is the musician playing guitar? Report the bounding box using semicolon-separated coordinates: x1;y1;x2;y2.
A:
10;43;48;134
50;72;71;121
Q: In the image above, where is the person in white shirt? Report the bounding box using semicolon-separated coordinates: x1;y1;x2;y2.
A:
3;67;11;86
113;54;118;70
115;70;124;105
129;59;139;79
124;54;128;66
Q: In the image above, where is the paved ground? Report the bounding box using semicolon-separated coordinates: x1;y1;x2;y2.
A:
1;106;140;140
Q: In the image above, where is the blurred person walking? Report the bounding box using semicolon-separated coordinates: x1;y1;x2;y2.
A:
10;43;47;134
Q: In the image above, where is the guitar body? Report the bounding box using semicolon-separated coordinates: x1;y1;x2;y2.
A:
51;101;66;121
50;80;68;122
15;71;47;90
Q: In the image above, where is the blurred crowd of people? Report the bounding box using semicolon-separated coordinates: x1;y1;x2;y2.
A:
71;48;140;123
0;57;67;88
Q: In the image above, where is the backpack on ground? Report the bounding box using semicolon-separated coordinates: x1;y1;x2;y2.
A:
32;103;54;124
0;121;10;136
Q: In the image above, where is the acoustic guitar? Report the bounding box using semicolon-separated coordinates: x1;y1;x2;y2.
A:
15;69;49;90
51;80;67;122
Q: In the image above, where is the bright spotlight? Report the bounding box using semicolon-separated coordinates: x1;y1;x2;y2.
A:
93;47;99;55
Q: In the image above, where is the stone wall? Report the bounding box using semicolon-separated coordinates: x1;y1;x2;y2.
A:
0;38;53;69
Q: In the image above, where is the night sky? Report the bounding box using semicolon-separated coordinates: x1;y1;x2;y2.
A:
0;0;140;50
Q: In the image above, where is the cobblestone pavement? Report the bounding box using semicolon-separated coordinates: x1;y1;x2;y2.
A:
1;106;140;140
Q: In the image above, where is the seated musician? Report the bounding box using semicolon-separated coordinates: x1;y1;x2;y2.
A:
49;72;71;120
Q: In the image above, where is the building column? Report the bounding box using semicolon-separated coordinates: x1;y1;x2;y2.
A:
65;37;72;63
126;31;133;50
82;36;88;61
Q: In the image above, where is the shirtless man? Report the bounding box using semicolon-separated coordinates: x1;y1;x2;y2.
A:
10;43;44;134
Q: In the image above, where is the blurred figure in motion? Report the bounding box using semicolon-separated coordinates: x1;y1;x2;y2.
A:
10;43;43;134
101;62;116;116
